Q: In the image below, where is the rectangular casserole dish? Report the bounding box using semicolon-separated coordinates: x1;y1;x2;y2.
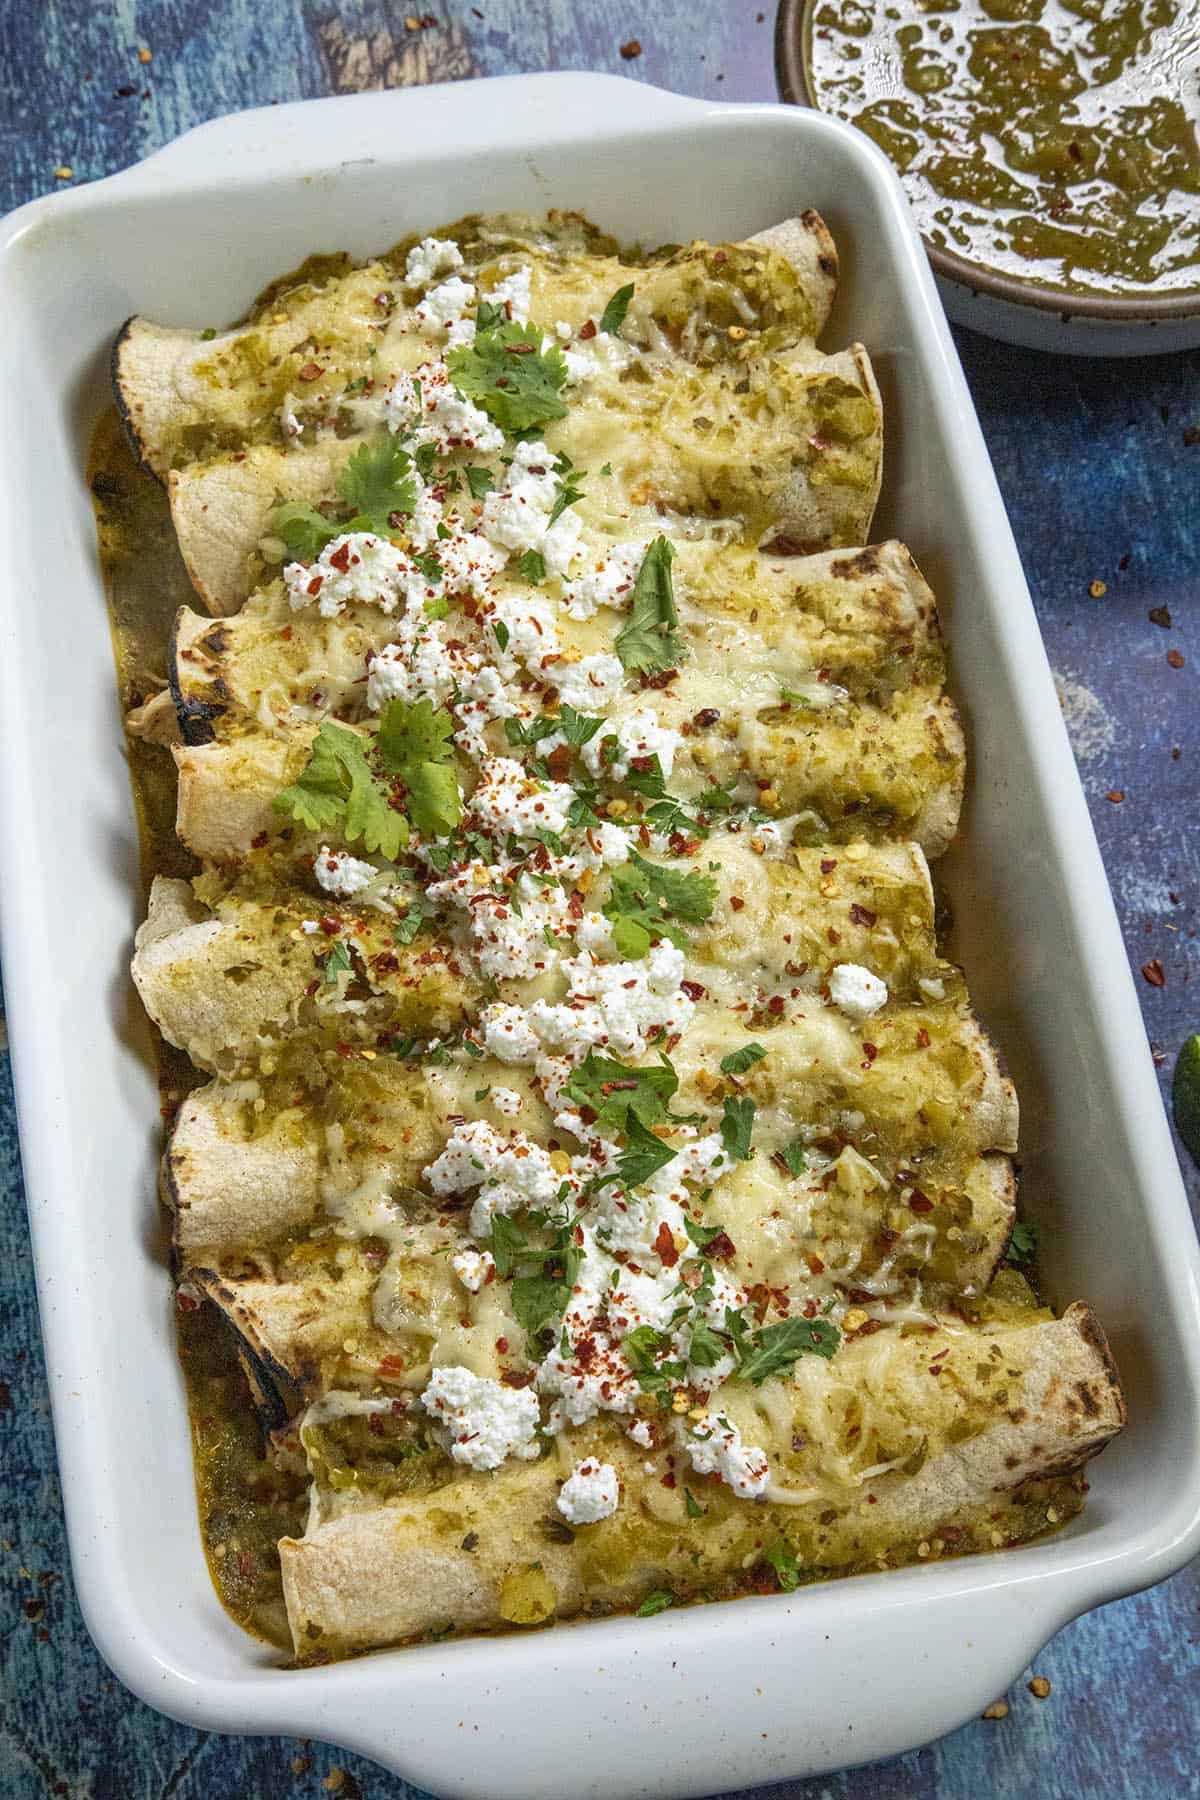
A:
0;72;1197;1798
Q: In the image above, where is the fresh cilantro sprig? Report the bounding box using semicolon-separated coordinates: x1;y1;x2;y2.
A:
270;438;417;560
1006;1220;1038;1264
603;850;716;958
728;1312;840;1383
274;698;461;854
377;696;462;839
563;1051;685;1134
274;721;409;860
615;537;681;673
446;317;568;433
720;1043;766;1076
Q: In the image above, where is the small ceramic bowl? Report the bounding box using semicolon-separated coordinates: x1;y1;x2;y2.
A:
776;0;1200;356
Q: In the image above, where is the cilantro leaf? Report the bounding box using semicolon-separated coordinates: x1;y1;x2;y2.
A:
518;549;547;584
336;436;416;532
599;282;635;336
684;1488;706;1519
557;703;605;747
611;915;653;960
720;1043;766;1076
465;465;496;500
393;903;428;946
563;1052;680;1133
613;1115;677;1189
636;1590;674;1617
270;500;341;561
615;537;680;673
604;850;716;954
511;1274;572;1337
377;696;455;772
720;1095;756;1162
547;471;585;527
406;761;462;839
274;721;408;861
376;697;462;839
763;1541;800;1593
446;321;568;433
623;1325;687;1400
321;940;352;986
684;1315;728;1369
779;1139;808;1178
683;1216;725;1251
736;1316;840;1384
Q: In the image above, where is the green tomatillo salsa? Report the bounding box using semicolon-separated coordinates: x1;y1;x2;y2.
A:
807;0;1200;297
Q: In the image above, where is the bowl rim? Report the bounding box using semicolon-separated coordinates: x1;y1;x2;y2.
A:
774;0;1200;326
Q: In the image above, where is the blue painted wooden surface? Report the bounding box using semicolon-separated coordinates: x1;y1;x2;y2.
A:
0;3;1197;1794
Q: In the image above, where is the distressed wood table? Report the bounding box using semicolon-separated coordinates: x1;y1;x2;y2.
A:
1;4;1196;1796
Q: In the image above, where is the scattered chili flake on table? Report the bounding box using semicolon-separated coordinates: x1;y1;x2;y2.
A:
620;38;642;57
1167;648;1185;669
1089;579;1107;598
1107;789;1125;803
53;166;73;180
1149;606;1172;628
982;1701;1010;1720
138;45;152;62
1029;1676;1052;1699
1142;959;1166;988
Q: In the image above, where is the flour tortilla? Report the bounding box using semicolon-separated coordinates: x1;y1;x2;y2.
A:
276;1304;1124;1657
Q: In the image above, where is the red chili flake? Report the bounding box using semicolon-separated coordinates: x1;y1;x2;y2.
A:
693;707;721;728
639;668;678;690
661;1469;676;1489
681;979;707;1001
303;979;320;998
767;994;786;1015
1141;959;1166;987
500;1369;535;1388
804;1252;825;1276
175;1290;199;1314
849;903;877;928
702;1230;736;1262
1107;789;1125;803
306;574;324;597
1148;606;1172;628
250;831;269;849
861;1041;878;1064
908;1191;934;1214
297;361;323;382
730;896;745;912
329;541;352;573
802;1297;818;1319
372;951;400;975
376;1354;406;1375
620;37;642;58
1167;649;1185;669
496;1337;509;1354
546;743;573;781
820;858;838;874
653;1221;680;1267
319;914;341;936
916;1027;931;1048
826;926;841;945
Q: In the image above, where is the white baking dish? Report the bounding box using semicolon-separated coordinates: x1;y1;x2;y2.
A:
0;72;1197;1798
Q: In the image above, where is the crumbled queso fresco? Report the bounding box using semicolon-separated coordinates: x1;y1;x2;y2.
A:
271;243;904;1511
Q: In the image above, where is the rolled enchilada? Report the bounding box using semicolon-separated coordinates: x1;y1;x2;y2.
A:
99;205;1123;1663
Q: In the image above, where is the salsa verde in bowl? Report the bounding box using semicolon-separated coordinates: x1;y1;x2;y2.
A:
777;0;1200;352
